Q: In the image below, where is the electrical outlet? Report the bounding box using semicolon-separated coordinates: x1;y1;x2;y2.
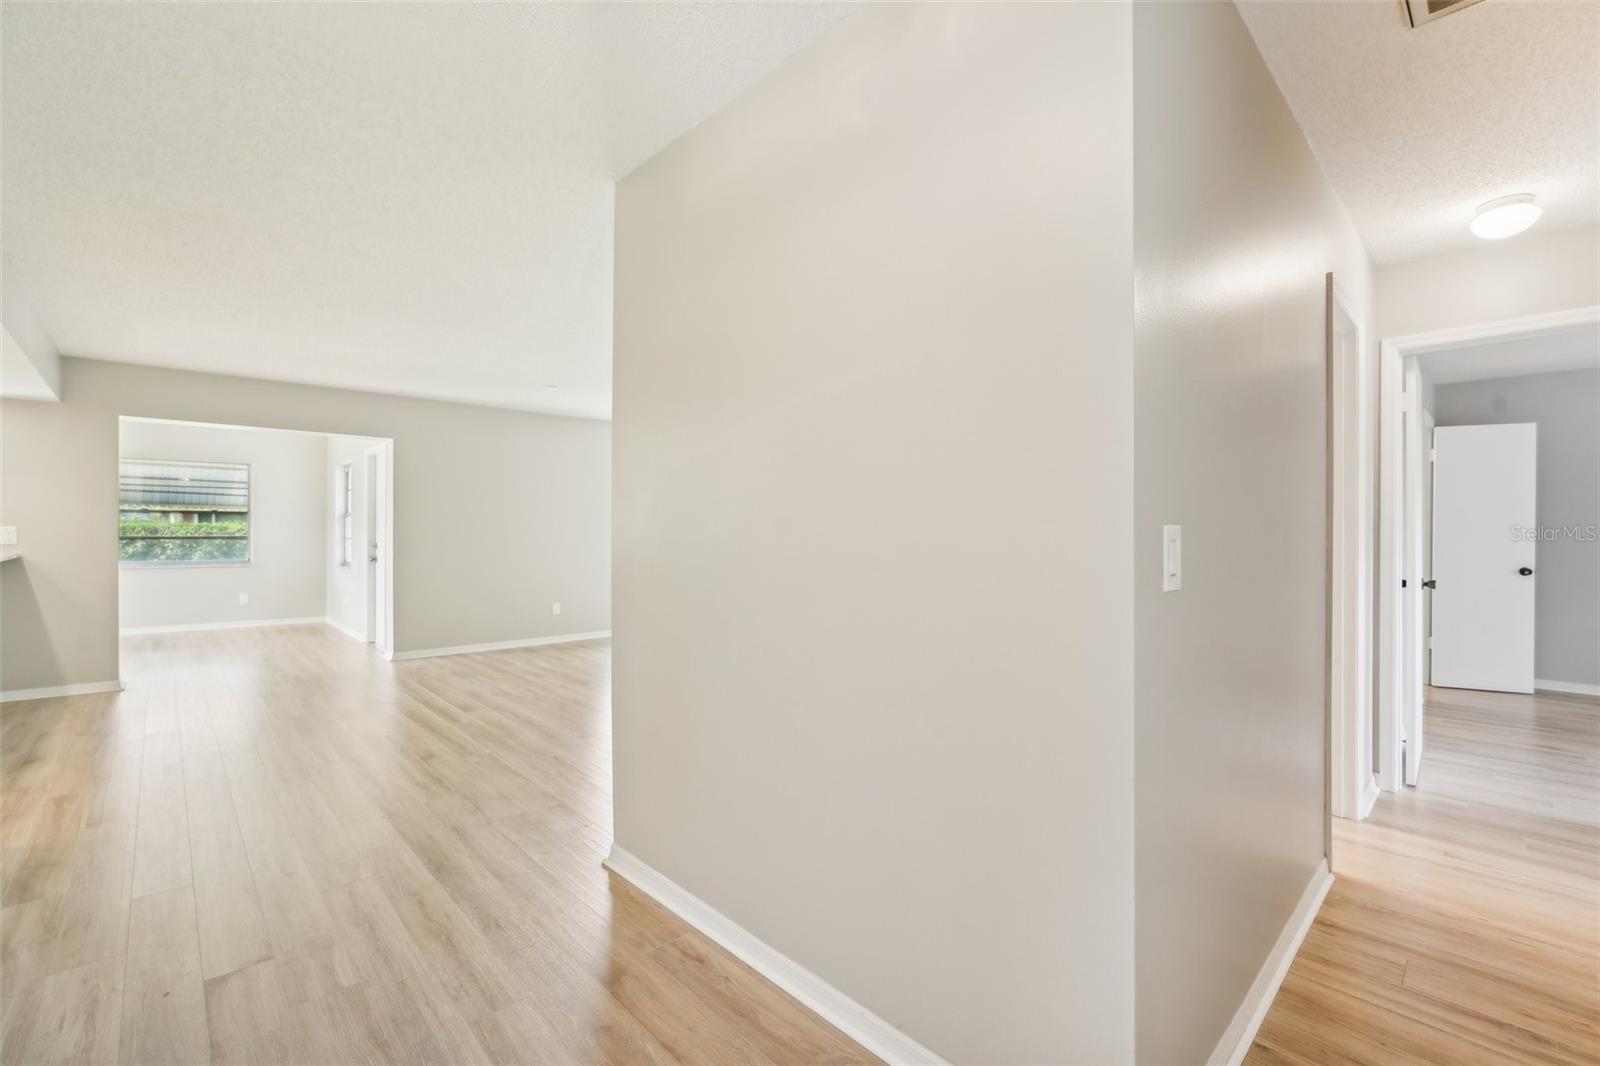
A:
0;527;16;547
551;602;561;616
239;592;250;605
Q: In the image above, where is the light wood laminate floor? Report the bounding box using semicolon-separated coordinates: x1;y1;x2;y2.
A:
2;626;877;1065
1248;686;1600;1065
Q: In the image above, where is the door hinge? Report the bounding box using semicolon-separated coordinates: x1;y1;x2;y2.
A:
1429;447;1437;462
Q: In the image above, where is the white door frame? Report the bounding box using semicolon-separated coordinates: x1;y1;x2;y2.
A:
364;440;395;658
1416;405;1435;695
1376;304;1599;792
1328;277;1376;822
363;451;378;644
1400;359;1427;784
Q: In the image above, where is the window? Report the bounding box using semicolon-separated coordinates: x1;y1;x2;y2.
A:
339;463;353;567
119;459;250;565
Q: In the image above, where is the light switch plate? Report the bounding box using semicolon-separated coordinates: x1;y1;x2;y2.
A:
1162;525;1182;592
0;527;15;547
551;602;562;616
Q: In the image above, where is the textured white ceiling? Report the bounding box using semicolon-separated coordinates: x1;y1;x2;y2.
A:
1;2;853;418
1419;322;1599;383
1237;0;1598;266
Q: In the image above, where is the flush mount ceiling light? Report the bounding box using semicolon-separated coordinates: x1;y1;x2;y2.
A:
1470;194;1541;240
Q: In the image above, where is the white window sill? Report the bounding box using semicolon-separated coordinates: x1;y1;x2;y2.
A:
120;561;254;570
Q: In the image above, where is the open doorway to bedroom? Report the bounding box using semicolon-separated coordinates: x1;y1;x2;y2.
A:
117;416;393;657
1364;307;1599;801
323;434;393;652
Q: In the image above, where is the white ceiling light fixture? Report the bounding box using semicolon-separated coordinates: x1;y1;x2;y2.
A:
1470;194;1542;240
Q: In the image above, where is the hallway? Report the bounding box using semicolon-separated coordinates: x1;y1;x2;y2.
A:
1248;687;1600;1064
0;627;874;1065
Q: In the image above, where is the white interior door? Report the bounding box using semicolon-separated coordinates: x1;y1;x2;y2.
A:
1401;395;1437;788
1401;400;1420;785
1430;423;1537;697
364;450;378;644
1420;409;1434;689
366;445;389;654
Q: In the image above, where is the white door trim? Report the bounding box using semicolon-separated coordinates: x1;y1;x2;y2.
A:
1328;278;1372;822
364;441;395;658
1376;305;1600;792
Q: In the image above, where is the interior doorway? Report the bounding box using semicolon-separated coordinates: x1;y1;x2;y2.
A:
1373;305;1599;795
324;433;393;654
116;416;395;663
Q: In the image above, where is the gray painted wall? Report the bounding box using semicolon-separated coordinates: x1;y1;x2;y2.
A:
614;5;1135;1061
1;357;610;692
1133;4;1374;1062
119;419;327;630
1433;368;1600;686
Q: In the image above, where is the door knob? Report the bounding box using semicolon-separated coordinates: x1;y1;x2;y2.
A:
1518;567;1534;576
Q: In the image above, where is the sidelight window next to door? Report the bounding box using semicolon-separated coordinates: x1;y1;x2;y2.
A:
119;458;251;565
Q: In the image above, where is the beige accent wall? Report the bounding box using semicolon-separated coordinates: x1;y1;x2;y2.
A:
1376;223;1600;339
1;357;610;692
118;419;328;630
613;5;1135;1061
1132;3;1375;1062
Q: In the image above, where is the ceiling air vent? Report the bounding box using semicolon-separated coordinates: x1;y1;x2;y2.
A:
1402;0;1486;28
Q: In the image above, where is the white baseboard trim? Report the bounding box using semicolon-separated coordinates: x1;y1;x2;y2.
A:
390;630;611;662
324;616;368;643
604;847;946;1066
1535;678;1600;697
1208;858;1333;1066
120;616;325;636
1358;775;1381;820
1;680;125;704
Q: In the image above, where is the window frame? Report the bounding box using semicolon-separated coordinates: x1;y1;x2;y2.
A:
118;458;255;569
338;462;354;568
